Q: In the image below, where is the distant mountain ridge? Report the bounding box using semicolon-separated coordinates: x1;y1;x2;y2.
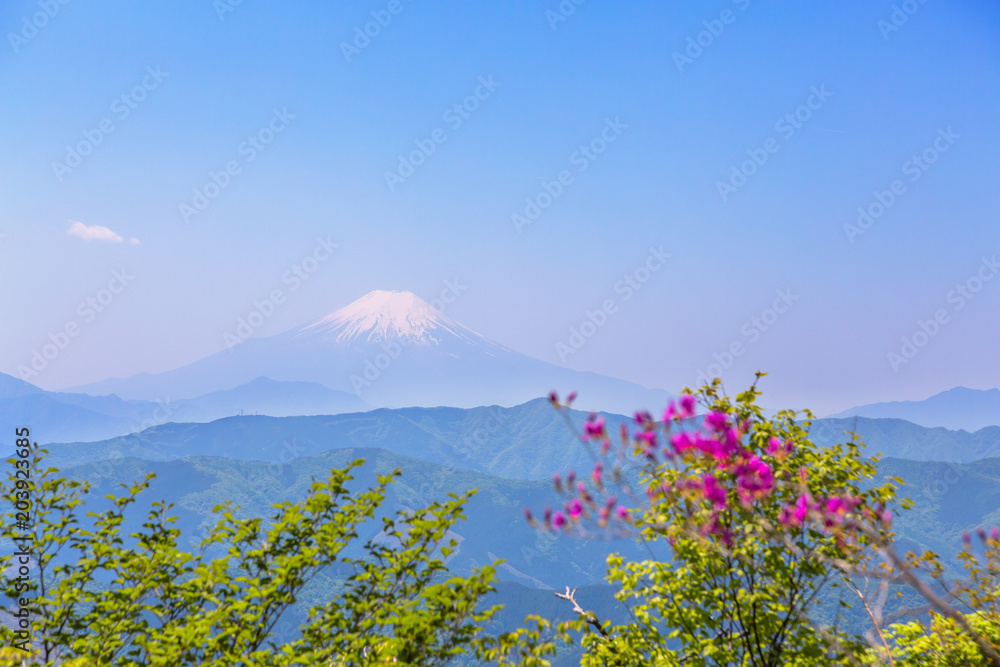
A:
0;373;367;450
43;399;1000;477
28;446;1000;592
832;386;1000;432
65;290;672;414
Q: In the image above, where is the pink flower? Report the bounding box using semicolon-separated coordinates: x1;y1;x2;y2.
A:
794;493;814;524
735;456;773;503
553;473;562;492
780;494;816;528
552;511;567;529
704;411;728;432
636;430;657;447
767;437;794;460
566;391;578;405
582;415;605;441
568;499;583;519
592;462;603;486
617;506;629;520
702;475;727;509
663;402;676;422
679;394;696;418
672;432;695;453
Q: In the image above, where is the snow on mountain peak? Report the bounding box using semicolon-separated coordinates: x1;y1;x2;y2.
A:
292;290;504;350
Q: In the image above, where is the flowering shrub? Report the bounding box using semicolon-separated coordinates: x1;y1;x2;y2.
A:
527;376;1000;666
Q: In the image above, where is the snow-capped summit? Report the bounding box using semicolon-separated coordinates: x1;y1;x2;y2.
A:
290;290;506;352
68;289;671;413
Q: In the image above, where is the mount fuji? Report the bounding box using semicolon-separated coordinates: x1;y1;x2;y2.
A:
69;290;670;414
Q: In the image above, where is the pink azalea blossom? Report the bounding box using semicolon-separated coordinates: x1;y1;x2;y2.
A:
582;415;605;441
794;493;815;524
592;462;603;485
568;499;583;519
679;394;696;418
672;432;695;453
735;455;773;503
552;511;567;529
702;475;727;509
704;411;729;433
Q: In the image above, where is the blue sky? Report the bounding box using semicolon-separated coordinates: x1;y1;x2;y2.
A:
2;0;999;414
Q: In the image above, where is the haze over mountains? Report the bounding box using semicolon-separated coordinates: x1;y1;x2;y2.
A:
832;386;1000;432
0;372;367;449
67;290;671;415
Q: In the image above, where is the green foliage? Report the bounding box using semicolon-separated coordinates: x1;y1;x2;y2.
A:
543;378;902;666
871;526;1000;666
879;612;1000;666
0;444;515;666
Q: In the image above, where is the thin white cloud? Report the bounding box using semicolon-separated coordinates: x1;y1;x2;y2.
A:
67;220;139;245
